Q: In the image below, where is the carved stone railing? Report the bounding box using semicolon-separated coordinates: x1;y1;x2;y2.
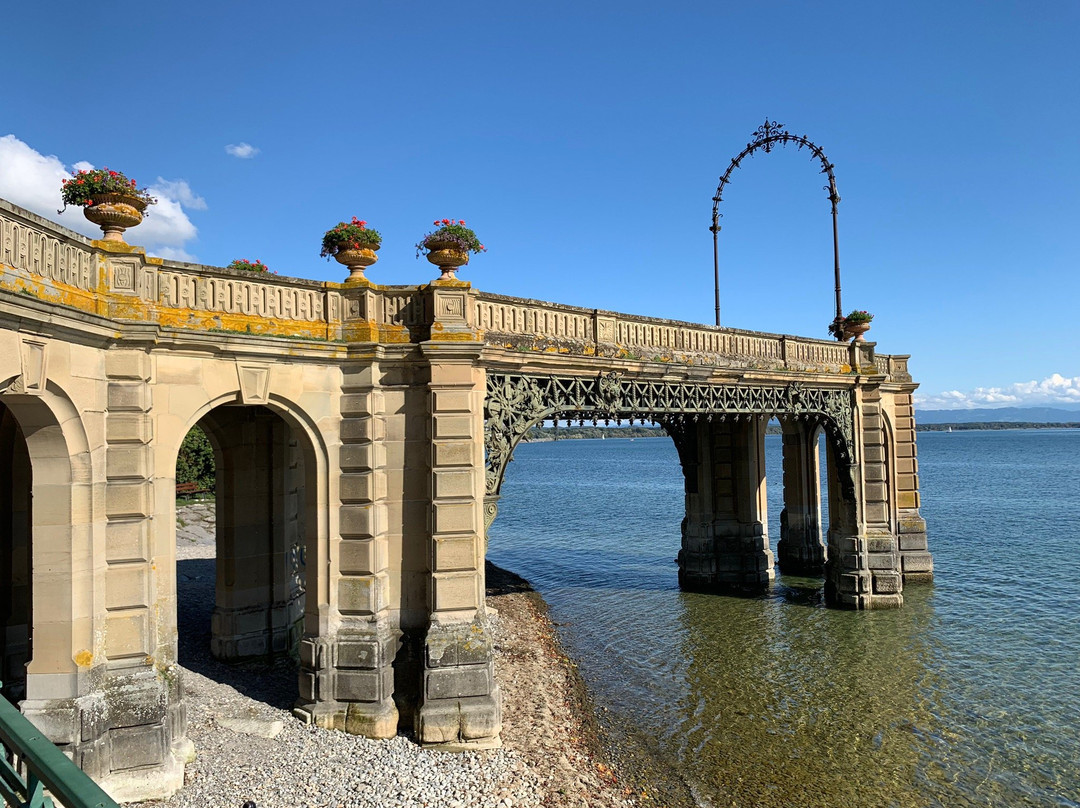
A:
157;267;328;322
0;200;98;293
474;291;885;377
875;354;912;383
0;198;913;380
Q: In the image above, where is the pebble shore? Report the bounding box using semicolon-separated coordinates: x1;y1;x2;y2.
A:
132;503;643;808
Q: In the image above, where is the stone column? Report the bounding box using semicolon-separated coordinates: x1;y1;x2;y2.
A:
890;388;933;581
203;408;305;661
824;384;905;609
673;419;712;589
296;360;399;738
678;416;774;592
776;421;826;575
78;348;187;800
415;338;501;748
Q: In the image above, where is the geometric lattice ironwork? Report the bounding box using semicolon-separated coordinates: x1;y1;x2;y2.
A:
484;371;855;496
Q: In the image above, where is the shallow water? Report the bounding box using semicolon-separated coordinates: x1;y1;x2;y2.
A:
488;430;1080;808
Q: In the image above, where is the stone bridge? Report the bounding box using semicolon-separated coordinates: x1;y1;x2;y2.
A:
0;198;931;800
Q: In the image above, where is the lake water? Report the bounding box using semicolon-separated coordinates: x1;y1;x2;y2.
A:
488;430;1080;808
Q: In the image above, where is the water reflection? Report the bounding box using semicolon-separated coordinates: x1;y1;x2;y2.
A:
666;579;938;808
492;434;1080;808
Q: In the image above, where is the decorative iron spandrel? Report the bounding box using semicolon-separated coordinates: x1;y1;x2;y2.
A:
484;371;855;497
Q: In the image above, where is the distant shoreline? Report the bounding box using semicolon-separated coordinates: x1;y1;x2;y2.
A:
916;422;1080;431
522;423;1080;442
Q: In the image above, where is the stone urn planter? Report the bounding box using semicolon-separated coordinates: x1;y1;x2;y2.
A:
321;217;382;283
844;321;871;342
335;246;379;283
83;194;147;243
424;238;469;281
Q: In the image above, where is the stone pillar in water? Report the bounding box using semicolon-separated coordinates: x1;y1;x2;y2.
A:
776;421;826;575
889;390;933;581
678;416;774;592
824;378;908;608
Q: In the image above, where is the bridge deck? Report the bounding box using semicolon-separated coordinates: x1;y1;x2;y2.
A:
1;198;909;383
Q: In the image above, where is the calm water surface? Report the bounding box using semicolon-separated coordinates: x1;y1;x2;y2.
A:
488;430;1080;807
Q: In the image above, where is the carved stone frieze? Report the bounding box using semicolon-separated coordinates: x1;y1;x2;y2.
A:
157;271;326;321
484;371;855;496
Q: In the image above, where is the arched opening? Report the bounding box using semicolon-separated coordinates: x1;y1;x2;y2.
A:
174;403;315;705
0;387;91;713
772;418;830;577
0;401;32;703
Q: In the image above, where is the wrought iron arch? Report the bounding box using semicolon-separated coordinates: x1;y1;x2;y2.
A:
711;119;844;335
483;371;857;517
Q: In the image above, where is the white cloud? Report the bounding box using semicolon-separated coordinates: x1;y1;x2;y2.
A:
915;374;1080;409
151;178;206;210
225;142;259;159
0;134;202;259
0;134;94;235
152;246;197;262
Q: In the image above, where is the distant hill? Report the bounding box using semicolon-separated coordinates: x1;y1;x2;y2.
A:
916;405;1080;424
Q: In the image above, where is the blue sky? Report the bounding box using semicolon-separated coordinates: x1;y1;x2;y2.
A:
1;1;1078;409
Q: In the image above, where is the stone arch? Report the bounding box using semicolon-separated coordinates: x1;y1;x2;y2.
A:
0;382;98;704
0;400;32;701
165;387;331;668
775;417;827;575
879;408;898;535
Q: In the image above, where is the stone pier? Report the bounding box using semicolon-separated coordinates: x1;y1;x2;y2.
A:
0;196;931;800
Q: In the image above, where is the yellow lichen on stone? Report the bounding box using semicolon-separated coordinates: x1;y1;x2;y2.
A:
75;650;94;667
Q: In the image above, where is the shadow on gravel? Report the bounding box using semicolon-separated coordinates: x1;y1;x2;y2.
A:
177;557;299;710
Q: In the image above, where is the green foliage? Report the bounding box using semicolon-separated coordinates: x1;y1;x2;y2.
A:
176;425;215;491
416;219;486;256
917;421;1080;431
321;217;382;258
843;309;873;324
226;258;272;273
60;168;156;208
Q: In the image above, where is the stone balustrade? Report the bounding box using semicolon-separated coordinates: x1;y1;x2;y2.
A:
0;198;908;380
474;291;881;376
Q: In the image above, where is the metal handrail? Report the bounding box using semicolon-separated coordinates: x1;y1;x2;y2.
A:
0;684;119;808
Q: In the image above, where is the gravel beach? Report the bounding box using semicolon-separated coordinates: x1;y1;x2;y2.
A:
132;503;644;808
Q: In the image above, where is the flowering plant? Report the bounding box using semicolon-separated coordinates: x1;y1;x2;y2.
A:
60;168;156;210
415;219;486;257
829;309;873;338
320;217;381;258
843;309;874;324
227;258;271;273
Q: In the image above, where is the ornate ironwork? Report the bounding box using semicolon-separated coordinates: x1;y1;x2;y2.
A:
484;371;854;497
711;119;844;332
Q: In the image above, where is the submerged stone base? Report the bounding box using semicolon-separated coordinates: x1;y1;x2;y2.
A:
898;509;934;582
776;530;827;576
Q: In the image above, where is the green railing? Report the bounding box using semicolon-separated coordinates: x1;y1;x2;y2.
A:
0;685;119;808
